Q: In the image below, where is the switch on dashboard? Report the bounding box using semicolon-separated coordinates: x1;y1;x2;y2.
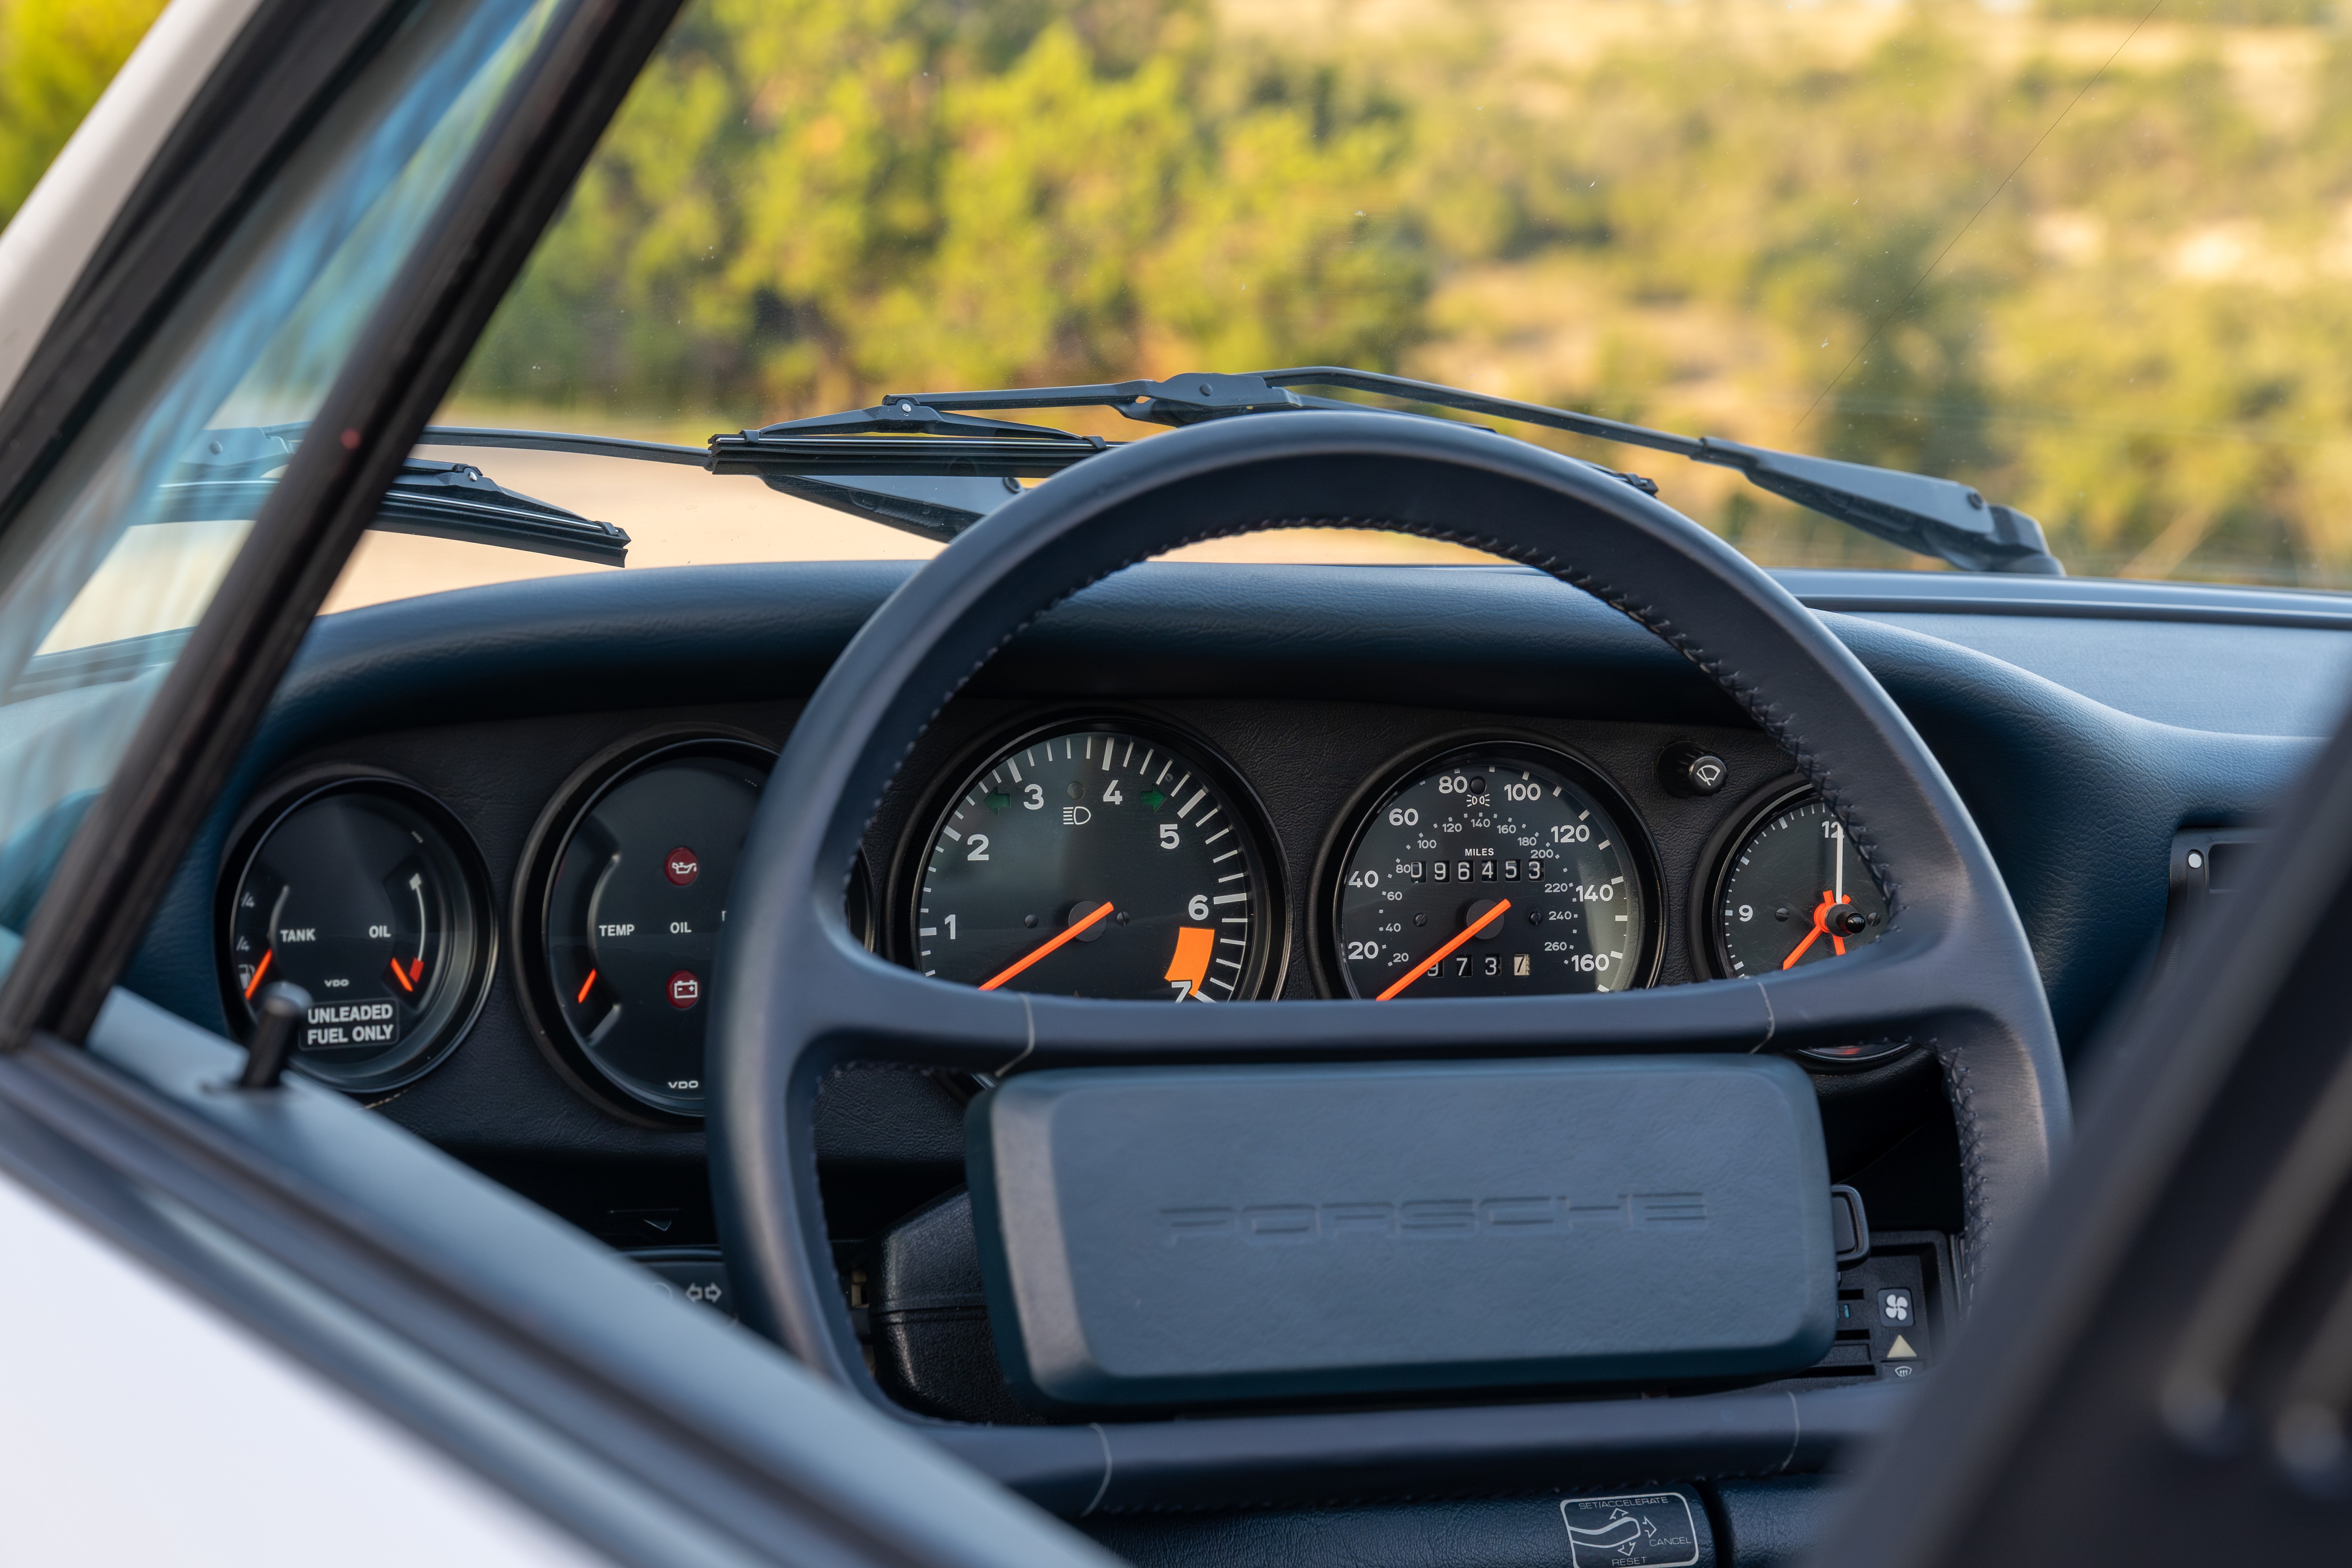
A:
630;1246;736;1321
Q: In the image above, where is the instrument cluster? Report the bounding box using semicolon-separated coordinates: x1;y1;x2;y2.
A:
215;712;1895;1118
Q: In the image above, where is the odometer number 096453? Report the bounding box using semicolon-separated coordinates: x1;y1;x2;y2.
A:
1333;746;1653;999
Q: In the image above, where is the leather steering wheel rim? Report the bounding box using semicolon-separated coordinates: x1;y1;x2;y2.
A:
709;410;2068;1401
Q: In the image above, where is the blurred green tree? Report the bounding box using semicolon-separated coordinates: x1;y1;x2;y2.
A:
0;0;164;224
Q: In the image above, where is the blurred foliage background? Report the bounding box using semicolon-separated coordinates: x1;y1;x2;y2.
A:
446;0;2352;583
18;0;2352;582
0;0;162;221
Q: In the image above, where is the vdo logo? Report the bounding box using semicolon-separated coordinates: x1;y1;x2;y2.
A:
1159;1192;1707;1243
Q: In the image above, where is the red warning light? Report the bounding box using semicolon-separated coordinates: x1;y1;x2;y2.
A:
664;846;700;886
666;970;701;1010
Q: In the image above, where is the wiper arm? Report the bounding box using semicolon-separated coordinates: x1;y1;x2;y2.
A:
208;374;2058;575
1255;368;2061;576
175;428;630;565
739;367;2060;574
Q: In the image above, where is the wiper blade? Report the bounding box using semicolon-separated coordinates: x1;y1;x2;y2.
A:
734;367;2060;574
177;428;630;565
371;460;629;565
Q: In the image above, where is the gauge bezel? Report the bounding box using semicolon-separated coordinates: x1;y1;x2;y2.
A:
1696;775;1912;1070
214;767;497;1096
887;710;1290;1001
1313;736;1665;999
511;727;797;1125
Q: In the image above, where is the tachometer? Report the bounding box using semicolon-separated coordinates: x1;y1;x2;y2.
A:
1330;744;1657;999
220;775;494;1092
1710;787;1888;977
908;724;1280;1000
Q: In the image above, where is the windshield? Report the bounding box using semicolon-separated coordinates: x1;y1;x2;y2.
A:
0;0;560;936
321;0;2352;607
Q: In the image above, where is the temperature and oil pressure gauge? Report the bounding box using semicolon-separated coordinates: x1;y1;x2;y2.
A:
220;775;495;1093
517;736;780;1121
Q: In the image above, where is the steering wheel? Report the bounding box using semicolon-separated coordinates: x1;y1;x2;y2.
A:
709;411;2067;1439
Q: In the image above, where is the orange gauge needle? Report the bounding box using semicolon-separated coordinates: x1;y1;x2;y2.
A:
576;968;599;1005
388;958;415;994
979;901;1116;992
1781;891;1853;970
242;947;274;1000
1376;898;1512;1001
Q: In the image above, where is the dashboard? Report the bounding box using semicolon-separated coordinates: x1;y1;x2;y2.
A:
118;557;2326;1347
212;692;1899;1117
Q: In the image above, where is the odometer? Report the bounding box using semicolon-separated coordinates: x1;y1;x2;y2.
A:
1332;745;1656;999
909;725;1279;1000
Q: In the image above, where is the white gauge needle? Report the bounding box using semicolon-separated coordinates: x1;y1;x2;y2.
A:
1834;821;1845;906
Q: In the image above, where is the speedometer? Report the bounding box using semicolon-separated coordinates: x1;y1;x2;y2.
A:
907;723;1281;1000
1330;744;1657;999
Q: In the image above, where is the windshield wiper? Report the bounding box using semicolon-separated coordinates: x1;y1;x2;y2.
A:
711;367;2063;574
172;427;631;565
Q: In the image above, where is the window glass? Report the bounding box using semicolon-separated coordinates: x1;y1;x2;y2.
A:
367;0;2352;607
0;0;560;939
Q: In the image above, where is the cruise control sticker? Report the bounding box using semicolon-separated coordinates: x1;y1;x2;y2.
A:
1561;1493;1702;1567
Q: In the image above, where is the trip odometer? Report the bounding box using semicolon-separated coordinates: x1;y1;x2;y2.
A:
1331;745;1657;999
910;724;1280;1000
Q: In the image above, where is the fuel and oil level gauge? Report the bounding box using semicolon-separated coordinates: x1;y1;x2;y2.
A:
1711;788;1891;977
221;777;495;1092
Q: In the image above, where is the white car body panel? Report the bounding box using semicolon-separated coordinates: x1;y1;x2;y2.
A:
0;1169;607;1566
